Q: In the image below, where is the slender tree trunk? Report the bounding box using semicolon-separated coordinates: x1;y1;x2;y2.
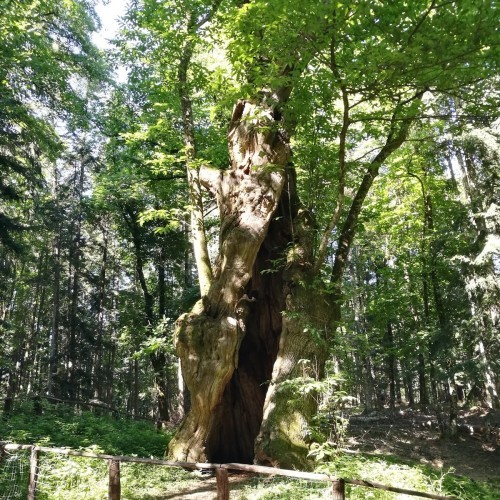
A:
151;352;169;424
27;274;46;395
385;322;397;411
395;363;403;403
158;243;167;321
410;170;437;406
134;358;139;416
362;355;376;413
403;362;415;407
20;253;45;396
107;344;116;406
423;181;459;436
1;263;25;411
477;339;499;408
352;262;376;413
155;241;171;424
4;264;18;322
3;371;14;416
126;357;139;417
124;207;171;421
418;352;428;405
67;160;85;400
177;219;192;420
93;226;108;401
48;167;61;396
178;12;213;297
68;247;81;399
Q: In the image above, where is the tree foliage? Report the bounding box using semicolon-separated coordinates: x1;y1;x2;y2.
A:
0;0;499;468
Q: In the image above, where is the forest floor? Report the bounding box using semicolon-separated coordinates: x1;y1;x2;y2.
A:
159;406;500;499
4;402;499;498
346;405;500;482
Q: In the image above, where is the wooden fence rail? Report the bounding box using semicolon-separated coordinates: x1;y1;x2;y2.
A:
0;442;456;500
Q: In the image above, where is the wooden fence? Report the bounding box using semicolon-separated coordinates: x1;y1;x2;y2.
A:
0;443;456;500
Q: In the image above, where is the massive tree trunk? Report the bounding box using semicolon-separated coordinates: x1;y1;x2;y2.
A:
168;99;328;466
168;89;423;466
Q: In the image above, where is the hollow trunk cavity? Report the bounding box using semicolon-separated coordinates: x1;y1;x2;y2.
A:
168;99;328;466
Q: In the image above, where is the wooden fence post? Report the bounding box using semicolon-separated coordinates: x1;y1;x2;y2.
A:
28;446;39;500
332;479;345;500
216;467;229;500
108;459;121;500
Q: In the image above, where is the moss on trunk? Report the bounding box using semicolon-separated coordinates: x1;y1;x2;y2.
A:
168;100;331;467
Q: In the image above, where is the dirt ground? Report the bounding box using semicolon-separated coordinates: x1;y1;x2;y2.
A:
159;473;253;500
346;406;500;482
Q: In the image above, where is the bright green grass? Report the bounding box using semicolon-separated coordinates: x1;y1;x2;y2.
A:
230;454;500;500
314;453;500;500
1;402;499;499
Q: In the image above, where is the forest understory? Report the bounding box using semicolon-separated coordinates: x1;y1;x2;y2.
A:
138;405;500;499
347;406;500;482
1;402;499;498
164;406;500;499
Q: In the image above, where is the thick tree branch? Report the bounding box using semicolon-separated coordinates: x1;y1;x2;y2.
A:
150;173;187;182
198;165;222;196
330;90;425;291
195;0;223;30
404;0;437;48
313;32;349;274
351;113;499;123
177;6;223;296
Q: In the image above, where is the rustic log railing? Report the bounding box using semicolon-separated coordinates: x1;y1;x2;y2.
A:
0;443;456;499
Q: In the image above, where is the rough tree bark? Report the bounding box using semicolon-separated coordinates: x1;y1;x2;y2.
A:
168;97;329;466
67;157;86;400
165;0;339;467
92;223;108;402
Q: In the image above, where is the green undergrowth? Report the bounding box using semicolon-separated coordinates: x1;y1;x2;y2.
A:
313;453;500;500
231;453;500;499
1;402;499;499
0;401;188;499
0;400;171;457
0;449;197;499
